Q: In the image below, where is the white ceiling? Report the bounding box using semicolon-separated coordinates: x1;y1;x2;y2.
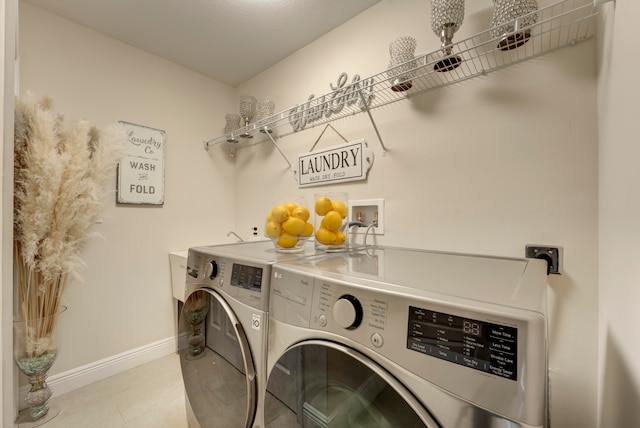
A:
22;0;382;87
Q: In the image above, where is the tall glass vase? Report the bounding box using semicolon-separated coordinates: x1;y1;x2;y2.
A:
490;0;539;50
386;36;417;92
13;306;67;426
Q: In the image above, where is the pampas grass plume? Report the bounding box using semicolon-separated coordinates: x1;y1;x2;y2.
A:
14;92;126;354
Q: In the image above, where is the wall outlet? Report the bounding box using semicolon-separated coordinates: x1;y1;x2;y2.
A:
525;245;563;275
348;199;384;235
248;226;263;241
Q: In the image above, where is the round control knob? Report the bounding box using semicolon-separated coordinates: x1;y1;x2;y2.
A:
206;260;218;279
333;295;363;330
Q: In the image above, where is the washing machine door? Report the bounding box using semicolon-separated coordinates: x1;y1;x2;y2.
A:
264;340;440;427
179;288;257;428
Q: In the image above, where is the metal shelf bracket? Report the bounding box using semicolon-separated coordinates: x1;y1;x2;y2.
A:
358;89;387;156
263;128;292;170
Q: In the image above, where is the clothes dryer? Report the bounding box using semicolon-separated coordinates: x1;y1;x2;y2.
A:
179;240;316;428
264;246;549;427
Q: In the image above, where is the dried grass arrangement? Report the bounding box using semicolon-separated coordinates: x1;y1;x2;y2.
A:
14;93;125;356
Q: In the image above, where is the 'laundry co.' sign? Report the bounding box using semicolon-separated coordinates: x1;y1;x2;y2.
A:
297;140;374;188
117;121;165;205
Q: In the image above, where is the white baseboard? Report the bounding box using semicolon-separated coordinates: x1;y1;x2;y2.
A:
19;336;177;406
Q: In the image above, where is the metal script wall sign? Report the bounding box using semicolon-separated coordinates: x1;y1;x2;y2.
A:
289;73;374;132
117;121;165;205
297;139;374;188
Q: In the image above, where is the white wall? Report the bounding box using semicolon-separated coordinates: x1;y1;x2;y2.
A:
235;1;599;426
598;0;640;426
18;3;238;375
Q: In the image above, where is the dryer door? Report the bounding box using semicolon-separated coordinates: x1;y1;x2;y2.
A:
264;340;440;427
179;288;257;428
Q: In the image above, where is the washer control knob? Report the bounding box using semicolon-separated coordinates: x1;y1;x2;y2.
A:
206;260;218;279
333;295;363;330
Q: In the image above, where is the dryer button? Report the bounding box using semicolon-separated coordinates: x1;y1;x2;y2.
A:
371;333;384;348
318;314;327;327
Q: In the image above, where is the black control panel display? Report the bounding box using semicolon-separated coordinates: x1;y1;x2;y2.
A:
407;306;518;381
230;263;263;292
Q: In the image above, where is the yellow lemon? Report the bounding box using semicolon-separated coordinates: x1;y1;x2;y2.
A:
282;217;306;236
291;206;310;222
315;227;337;245
335;231;346;245
301;222;314;237
331;200;348;219
265;221;282;238
321;210;343;232
314;196;333;216
277;233;299;249
284;202;298;214
270;205;290;223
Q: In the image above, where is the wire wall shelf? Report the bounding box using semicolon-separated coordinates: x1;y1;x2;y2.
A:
204;0;606;155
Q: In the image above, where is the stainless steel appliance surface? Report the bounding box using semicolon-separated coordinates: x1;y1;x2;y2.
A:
265;246;549;428
179;240;317;428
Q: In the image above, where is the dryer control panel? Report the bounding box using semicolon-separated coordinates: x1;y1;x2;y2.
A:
407;306;518;381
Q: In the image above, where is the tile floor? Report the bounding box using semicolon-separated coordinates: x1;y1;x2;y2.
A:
37;353;188;428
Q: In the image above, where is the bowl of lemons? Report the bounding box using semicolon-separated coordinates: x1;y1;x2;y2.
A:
314;193;348;252
265;199;314;252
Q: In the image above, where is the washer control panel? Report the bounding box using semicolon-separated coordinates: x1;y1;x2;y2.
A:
186;249;270;311
315;280;388;329
309;279;390;350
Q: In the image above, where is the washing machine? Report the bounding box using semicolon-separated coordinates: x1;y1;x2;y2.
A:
264;246;549;427
178;240;316;428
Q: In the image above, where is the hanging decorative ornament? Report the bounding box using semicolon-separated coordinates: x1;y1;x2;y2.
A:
386;36;418;92
490;0;539;51
430;0;465;72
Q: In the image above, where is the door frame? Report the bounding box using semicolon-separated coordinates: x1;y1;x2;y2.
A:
1;0;18;426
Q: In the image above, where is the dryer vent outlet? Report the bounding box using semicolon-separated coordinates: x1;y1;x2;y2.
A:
525;245;563;275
